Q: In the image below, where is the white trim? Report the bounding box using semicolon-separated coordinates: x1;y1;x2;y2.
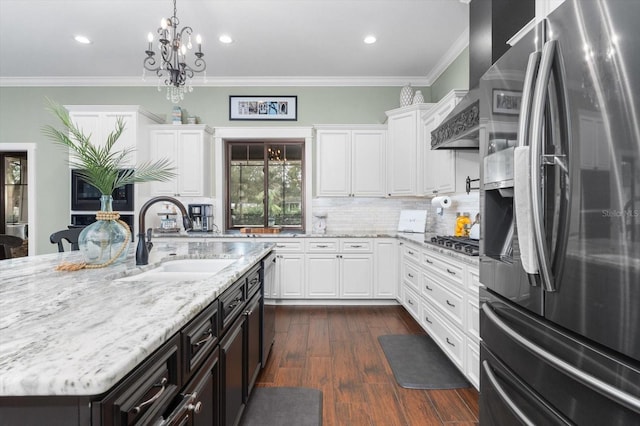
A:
266;299;400;306
425;28;470;85
0;143;37;256
0;75;433;88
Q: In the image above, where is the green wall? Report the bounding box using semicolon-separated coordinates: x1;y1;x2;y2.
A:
430;47;469;102
0;85;426;254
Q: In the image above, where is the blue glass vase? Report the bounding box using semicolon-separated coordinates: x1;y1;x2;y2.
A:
78;195;131;266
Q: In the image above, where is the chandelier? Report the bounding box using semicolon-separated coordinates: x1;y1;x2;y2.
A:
143;0;206;103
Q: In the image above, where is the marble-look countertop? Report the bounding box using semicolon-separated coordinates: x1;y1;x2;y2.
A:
0;241;273;397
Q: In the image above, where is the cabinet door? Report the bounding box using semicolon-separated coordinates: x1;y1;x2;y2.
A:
306;254;340;298
177;130;206;196
150;130;179;196
374;239;398;298
245;293;262;397
351;130;386;197
423;102;456;195
387;111;417;195
103;112;137;166
68;112;101;166
316;130;351;196
277;254;305;298
220;315;246;426
340;254;373;298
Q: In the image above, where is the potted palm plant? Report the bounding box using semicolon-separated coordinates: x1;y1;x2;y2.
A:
42;100;176;269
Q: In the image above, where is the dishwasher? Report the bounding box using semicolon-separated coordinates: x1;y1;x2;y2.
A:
261;251;276;364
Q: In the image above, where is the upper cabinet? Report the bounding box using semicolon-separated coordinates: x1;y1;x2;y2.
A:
149;125;214;197
423;90;467;195
386;104;434;196
315;126;387;197
65;106;164;168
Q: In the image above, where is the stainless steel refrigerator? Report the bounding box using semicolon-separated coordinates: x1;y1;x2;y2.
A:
479;1;640;423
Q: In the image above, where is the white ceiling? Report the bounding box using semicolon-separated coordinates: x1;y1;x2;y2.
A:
0;0;469;87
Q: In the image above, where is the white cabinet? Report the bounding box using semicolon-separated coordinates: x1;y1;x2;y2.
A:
66;106;163;168
374;239;398;299
272;240;305;299
386;104;434;196
422;90;466;195
304;238;373;299
149;125;213;197
315;126;386;197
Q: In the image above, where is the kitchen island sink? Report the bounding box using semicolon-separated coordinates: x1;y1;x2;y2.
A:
116;258;238;282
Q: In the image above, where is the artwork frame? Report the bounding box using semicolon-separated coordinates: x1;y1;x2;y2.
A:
229;96;298;121
492;89;522;115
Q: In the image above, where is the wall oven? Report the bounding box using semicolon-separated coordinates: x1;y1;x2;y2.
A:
71;169;134;212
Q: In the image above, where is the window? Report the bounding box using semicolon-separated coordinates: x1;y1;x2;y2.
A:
226;141;304;232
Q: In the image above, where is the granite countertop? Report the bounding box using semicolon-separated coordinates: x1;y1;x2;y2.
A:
0;241;273;397
153;230;396;239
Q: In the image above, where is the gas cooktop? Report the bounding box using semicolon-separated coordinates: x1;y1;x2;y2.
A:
429;235;480;256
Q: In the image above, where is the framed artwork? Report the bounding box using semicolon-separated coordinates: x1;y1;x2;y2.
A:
492;89;522;115
229;96;297;121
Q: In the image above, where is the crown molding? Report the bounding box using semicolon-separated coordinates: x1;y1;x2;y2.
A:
0;75;433;88
424;28;469;84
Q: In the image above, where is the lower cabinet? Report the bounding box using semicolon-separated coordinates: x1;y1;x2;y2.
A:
220;314;246;426
245;292;262;396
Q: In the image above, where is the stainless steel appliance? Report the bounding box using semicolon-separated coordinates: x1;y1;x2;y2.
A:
71;169;134;212
479;1;640;423
187;203;214;232
429;236;479;256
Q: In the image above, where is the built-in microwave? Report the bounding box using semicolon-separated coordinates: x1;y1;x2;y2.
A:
71;169;134;212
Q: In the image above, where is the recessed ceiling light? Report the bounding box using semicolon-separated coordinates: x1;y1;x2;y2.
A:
219;34;233;44
74;35;92;44
364;35;377;44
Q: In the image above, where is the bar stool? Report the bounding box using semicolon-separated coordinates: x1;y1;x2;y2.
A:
0;234;24;260
49;228;83;252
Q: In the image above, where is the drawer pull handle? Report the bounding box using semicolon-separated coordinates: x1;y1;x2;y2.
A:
244;309;254;316
446;338;455;347
408;250;414;255
425;316;432;324
408;273;414;278
408;299;414;305
316;244;329;248
131;377;168;414
425;259;433;264
425;285;433;291
276;244;286;248
188;400;203;414
446;300;456;308
446;268;457;275
194;329;213;347
350;244;363;248
227;296;244;310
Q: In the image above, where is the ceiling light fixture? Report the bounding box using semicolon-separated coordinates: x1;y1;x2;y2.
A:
219;34;233;44
143;0;206;103
364;35;377;44
74;35;92;44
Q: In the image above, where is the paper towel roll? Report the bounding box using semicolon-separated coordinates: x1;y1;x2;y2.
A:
431;196;452;208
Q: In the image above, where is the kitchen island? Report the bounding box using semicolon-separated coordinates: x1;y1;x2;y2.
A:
0;240;273;425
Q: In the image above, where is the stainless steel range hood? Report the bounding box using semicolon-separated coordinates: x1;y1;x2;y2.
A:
431;88;480;150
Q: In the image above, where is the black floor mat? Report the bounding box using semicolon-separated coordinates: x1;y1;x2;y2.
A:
240;387;323;426
378;334;469;389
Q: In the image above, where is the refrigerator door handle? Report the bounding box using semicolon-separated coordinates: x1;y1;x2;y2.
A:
517;51;541;149
529;39;557;292
482;360;536;426
482;303;640;414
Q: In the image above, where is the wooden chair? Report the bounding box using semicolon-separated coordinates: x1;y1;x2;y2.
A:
49;228;83;252
0;234;24;260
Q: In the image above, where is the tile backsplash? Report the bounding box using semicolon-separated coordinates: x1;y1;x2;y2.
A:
312;191;479;236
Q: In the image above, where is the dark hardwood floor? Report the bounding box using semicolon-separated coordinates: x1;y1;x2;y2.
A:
255;305;479;425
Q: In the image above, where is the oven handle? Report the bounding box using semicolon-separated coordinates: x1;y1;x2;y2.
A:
482;360;535;426
482;303;640;413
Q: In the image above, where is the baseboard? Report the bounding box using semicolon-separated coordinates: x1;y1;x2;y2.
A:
264;299;400;306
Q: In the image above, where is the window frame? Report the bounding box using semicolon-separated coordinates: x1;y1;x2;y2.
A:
225;139;306;233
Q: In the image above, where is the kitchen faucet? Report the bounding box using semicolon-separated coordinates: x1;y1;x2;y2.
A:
136;196;193;265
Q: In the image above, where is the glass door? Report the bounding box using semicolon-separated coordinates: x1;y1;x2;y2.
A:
1;152;28;257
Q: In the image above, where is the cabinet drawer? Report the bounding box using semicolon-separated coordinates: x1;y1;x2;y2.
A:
340;239;373;252
273;240;304;252
246;265;262;298
466;296;480;343
402;260;420;293
466;340;480;390
424;274;464;328
422;251;464;285
423;302;464;369
306;239;339;252
219;279;247;333
402;244;421;264
402;284;420;319
99;335;180;426
182;302;218;381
